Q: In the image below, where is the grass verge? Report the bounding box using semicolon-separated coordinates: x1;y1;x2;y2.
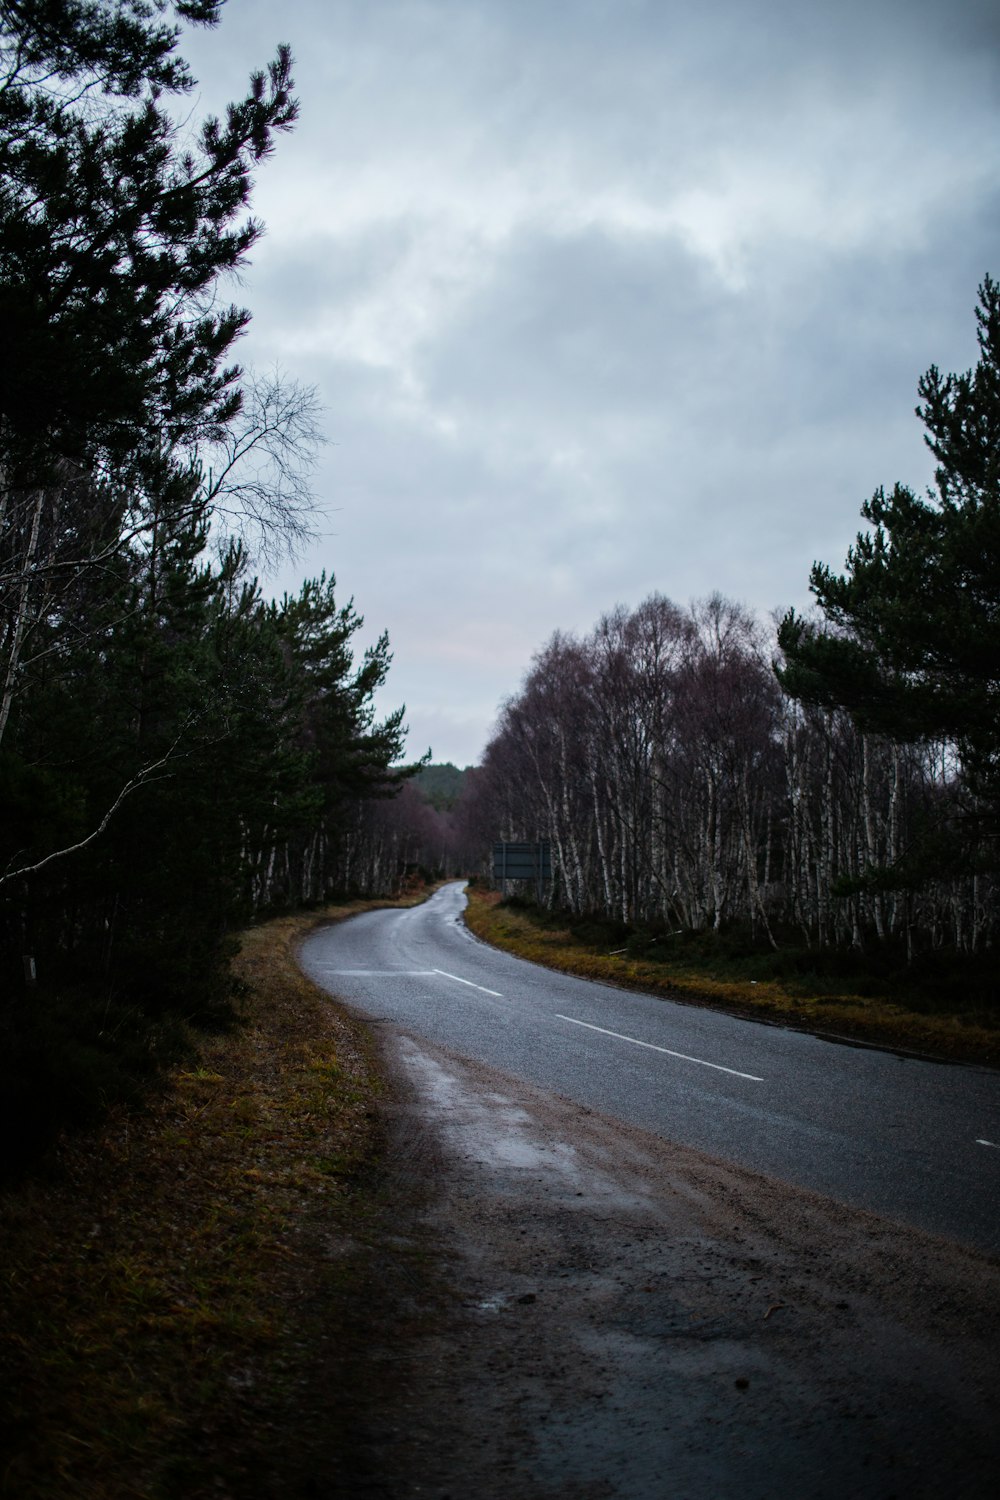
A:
463;887;1000;1067
0;892;429;1500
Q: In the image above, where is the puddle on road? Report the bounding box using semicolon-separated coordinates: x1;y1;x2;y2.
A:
473;1293;509;1313
397;1038;583;1180
393;1035;660;1226
377;1032;1000;1500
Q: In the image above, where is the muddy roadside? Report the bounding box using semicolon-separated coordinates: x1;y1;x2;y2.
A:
320;1024;1000;1500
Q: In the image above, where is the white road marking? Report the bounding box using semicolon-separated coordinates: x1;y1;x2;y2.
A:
555;1015;765;1082
318;969;438;976
316;966;505;997
433;968;504;997
975;1138;1000;1149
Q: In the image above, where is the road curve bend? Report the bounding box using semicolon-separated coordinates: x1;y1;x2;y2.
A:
300;881;1000;1254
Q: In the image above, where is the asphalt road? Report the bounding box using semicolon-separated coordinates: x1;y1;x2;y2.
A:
300;882;1000;1256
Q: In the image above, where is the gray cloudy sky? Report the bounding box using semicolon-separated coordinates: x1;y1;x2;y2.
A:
182;0;1000;766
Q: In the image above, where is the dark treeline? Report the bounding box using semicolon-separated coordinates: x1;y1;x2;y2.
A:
0;2;418;1160
473;593;979;953
339;764;484;892
341;776;464;891
414;761;470;812
469;282;1000;977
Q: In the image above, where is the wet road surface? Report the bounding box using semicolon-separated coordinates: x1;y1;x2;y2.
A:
300;883;1000;1255
347;1033;1000;1500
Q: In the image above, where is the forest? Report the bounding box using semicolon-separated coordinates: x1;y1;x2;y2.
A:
2;1;998;1168
0;1;426;1162
465;280;1000;992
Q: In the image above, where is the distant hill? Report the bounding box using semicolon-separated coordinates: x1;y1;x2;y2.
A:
414;762;471;811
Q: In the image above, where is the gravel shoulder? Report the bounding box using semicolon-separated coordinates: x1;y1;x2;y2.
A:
345;1023;1000;1500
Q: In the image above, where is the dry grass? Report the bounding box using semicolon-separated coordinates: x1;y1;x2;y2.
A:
464;887;1000;1066
0;893;427;1500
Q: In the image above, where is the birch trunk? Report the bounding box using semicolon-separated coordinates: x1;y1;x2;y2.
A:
0;489;45;748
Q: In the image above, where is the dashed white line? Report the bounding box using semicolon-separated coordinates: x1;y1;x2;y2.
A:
318;969;437;976
555;1014;765;1082
975;1138;1000;1149
317;966;505;997
434;968;504;997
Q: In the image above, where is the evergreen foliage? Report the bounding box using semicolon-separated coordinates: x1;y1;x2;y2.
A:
0;0;295;479
778;279;1000;844
414;761;469;811
0;2;413;1172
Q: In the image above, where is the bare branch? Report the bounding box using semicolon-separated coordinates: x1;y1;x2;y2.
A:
0;739;184;888
199;366;326;566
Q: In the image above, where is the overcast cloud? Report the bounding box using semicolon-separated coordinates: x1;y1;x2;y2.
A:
181;0;1000;765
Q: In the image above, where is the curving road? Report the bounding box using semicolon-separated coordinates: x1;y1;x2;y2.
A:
300;881;1000;1255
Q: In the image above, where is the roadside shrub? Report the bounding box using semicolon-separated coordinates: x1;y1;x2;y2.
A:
0;987;193;1181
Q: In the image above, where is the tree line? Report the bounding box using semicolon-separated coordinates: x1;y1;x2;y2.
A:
0;1;418;1160
468;281;1000;969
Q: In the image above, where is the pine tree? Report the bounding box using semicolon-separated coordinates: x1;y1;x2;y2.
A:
0;0;298;753
0;0;297;475
777;278;1000;843
270;574;413;903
